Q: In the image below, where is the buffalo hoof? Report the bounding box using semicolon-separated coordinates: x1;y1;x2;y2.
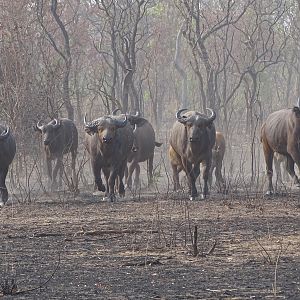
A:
200;194;206;200
190;194;206;201
103;195;116;202
0;201;4;208
98;185;106;192
265;190;273;196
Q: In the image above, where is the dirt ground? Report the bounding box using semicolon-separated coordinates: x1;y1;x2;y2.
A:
0;186;299;299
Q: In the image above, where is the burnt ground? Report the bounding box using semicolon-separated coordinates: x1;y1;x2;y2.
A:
0;188;299;299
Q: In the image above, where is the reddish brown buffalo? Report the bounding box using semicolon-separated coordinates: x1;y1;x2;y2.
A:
169;108;216;200
208;131;225;188
35;118;78;191
0;125;16;206
261;105;300;194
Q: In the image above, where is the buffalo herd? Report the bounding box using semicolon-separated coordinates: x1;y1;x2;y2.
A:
1;103;300;206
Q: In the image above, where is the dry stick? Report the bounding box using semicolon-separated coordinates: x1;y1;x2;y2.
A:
255;237;273;264
206;240;217;255
11;252;61;296
193;225;198;257
75;229;158;236
272;247;281;297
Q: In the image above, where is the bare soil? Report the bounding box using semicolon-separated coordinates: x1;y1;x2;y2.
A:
0;189;299;299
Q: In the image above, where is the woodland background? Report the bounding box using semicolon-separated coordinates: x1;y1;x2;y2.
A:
1;0;300;189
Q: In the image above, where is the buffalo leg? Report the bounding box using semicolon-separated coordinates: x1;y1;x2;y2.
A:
102;168;110;197
147;154;154;186
169;147;182;191
91;158;105;192
215;161;224;188
286;155;300;185
126;161;137;189
58;161;63;189
182;158;197;200
201;160;211;199
118;162;126;197
0;167;9;206
273;154;282;184
52;158;63;191
208;163;215;187
71;150;77;191
107;168;119;201
262;141;274;194
133;163;140;189
46;158;52;189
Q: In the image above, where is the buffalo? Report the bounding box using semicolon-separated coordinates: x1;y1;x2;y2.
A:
35;118;78;191
112;109;162;189
84;114;134;201
0;125;16;207
208;131;226;189
261;102;300;194
169;108;216;200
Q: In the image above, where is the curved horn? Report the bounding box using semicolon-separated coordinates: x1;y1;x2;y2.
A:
84;114;98;128
297;97;300;108
84;113;89;127
36;120;44;132
176;108;189;124
52;118;61;129
112;108;121;115
0;126;10;140
134;111;140;117
206;108;216;123
133;123;137;133
114;114;128;128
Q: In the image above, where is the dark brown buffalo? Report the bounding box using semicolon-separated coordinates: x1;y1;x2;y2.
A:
0;125;16;206
261;104;300;194
35;118;78;191
84;114;134;201
208;131;226;188
112;109;162;189
169;108;216;200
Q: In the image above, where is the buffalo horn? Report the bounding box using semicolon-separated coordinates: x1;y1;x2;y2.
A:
52;118;61;129
114;114;128;128
84;113;94;128
176;108;188;124
133;123;137;133
112;108;121;115
0;126;10;140
36;120;44;131
297;97;300;108
206;108;216;122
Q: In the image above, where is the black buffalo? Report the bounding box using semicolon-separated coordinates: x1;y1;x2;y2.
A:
112;109;162;189
84;114;134;201
169;108;216;200
0;125;16;206
35;118;78;191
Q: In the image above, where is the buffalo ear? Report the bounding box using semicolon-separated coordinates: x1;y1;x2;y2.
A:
293;106;300;117
129;117;147;127
84;127;97;136
205;120;214;129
